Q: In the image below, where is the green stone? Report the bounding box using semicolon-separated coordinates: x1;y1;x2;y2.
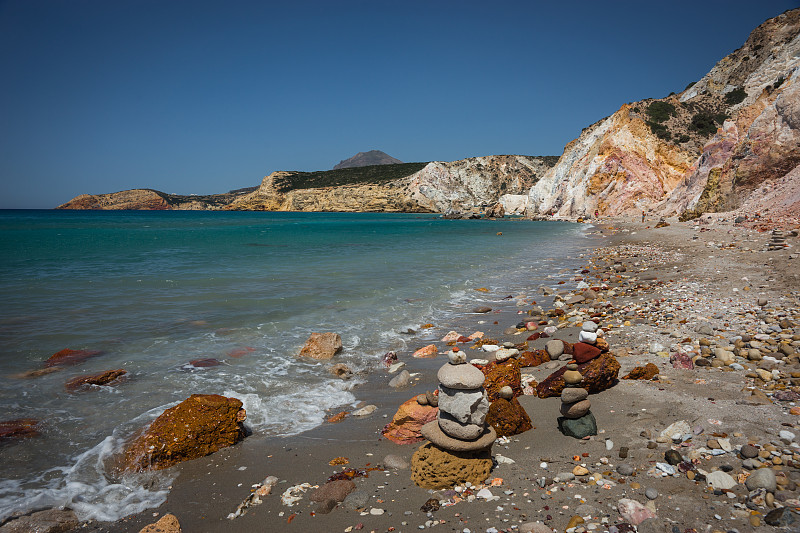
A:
558;412;597;439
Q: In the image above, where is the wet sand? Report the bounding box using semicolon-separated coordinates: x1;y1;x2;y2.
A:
79;214;800;532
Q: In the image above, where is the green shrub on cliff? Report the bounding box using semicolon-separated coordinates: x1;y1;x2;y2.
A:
646;101;676;123
725;87;746;105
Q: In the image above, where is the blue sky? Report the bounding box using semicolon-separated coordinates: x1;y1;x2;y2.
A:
1;0;796;208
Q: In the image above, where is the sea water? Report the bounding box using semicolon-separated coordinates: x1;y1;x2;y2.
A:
0;210;591;521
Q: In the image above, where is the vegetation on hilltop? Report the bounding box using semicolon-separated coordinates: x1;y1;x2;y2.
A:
277;162;429;190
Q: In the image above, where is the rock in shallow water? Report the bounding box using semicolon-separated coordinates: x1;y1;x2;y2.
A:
298;332;342;359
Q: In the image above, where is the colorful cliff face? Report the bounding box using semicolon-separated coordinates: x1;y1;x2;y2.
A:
528;8;800;220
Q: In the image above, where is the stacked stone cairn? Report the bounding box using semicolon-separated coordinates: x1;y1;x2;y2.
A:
411;347;497;490
767;229;787;251
558;363;597;439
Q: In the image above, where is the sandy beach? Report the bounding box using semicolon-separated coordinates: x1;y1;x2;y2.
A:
59;214;800;533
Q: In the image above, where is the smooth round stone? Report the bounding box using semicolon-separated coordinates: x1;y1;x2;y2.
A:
645;488;658;500
745;467;777;492
582;321;599;333
563;370;583;385
499;386;514;400
421;421;496;452
502;342;516;349
438;363;485;390
578;330;597;344
561;387;588;403
566;363;578;371
560;399;591;419
706;470;737;490
494;348;519;362
740;444;759;459
616;463;634;476
383;454;409;470
545;340;564;358
438;412;484;440
664;449;682;465
447;350;467;364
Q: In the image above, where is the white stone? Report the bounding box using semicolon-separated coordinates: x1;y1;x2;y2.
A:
582;321;599;332
578;330;597;344
659;420;690;440
706;471;737;490
494;348;519;362
780;430;796;442
481;344;500;352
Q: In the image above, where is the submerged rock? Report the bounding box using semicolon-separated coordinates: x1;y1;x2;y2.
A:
44;348;103;367
0;508;79;533
64;368;127;392
0;418;40;442
298;332;343;359
123;394;246;471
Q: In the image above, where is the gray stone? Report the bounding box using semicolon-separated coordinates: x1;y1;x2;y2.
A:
558;412;597;439
745;467;777;492
493;348;519;362
421;421;496;452
438;411;484;440
498;386;514;400
582;320;599;332
545;340;564;358
472;306;492;313
696;323;713;335
389;370;411;388
636;518;667;533
706;470;737;490
743;458;762;470
437;362;485;390
560;387;588;403
0;509;79;533
616;463;634;476
519;522;552;533
765;507;800;527
342;489;370;510
645;487;658;500
664;449;682;465
437;386;489;426
559;399;591;419
383;454;409;470
740;444;759;458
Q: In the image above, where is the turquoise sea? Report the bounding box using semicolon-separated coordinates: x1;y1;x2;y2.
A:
0;210;591;522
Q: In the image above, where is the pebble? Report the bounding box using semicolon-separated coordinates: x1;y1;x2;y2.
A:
369;507;384;515
616;464;634;476
645;488;658;500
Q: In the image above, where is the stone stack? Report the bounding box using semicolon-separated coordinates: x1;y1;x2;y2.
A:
557;363;597;439
767;229;787;250
411;348;496;489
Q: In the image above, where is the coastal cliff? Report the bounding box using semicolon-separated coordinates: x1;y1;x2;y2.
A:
529;8;800;220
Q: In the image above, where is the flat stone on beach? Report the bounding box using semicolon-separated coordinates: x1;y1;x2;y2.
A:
438;362;485;389
421;421;497;452
561;387;588;403
545;340;564;358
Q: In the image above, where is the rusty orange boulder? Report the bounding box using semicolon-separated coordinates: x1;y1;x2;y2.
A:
486;397;532;437
518;349;550;368
124;394;246;471
381;396;438;444
623;363;660;380
65;369;127;392
480;358;522;402
536;353;620;398
298;332;343;359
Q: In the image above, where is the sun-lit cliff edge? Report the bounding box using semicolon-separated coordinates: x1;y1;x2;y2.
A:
528;8;800;220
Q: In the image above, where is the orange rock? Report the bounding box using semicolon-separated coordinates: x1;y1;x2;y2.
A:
65;369;127;392
481;359;522;402
623;363;660;380
518;349;550;367
412;344;438;358
536;353;621;398
124;394;246;471
298;332;342;360
381;396;438;444
326;411;347;423
790;407;800;415
486;397;532;437
138;513;181;533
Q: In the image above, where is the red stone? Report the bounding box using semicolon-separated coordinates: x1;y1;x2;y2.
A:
124;394;246;471
65;369;127;392
536;353;621;398
457;336;472;343
0;418;40;441
45;348;103;367
526;332;541;341
227;347;256;358
188;358;223;368
572;342;602;363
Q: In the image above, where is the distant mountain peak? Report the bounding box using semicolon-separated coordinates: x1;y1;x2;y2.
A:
333;150;403;170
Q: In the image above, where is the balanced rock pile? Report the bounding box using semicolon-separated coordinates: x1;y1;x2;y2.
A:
412;348;497;489
558;364;597;439
767;229;787;250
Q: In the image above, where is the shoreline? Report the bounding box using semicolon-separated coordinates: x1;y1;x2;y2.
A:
20;214;800;532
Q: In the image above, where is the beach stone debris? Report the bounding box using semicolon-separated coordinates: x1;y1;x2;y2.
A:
658;420;690;441
381;396;438;445
412;344;438;358
519;522;552;533
352;405;377;417
536;353;620;398
472;306;492;313
123;394;246;471
578;330;597;344
765;507;800;527
0;418;40;442
298;332;342;360
706;470;737;490
740;444;759;458
138;513;181;533
664;449;682;465
745;467;777;492
0;508;80;533
517;349;549;367
617;498;657;525
328;363;352;379
410;442;493;490
65;368;127;392
669;352;693;369
389;370;411;388
44;348;103;367
486;397;532;437
617;463;634;476
341;490;370;511
622;363;659;380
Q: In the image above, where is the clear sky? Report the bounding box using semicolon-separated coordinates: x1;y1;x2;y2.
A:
1;0;796;208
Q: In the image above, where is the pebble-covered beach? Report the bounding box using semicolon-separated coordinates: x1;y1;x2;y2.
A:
15;214;800;533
